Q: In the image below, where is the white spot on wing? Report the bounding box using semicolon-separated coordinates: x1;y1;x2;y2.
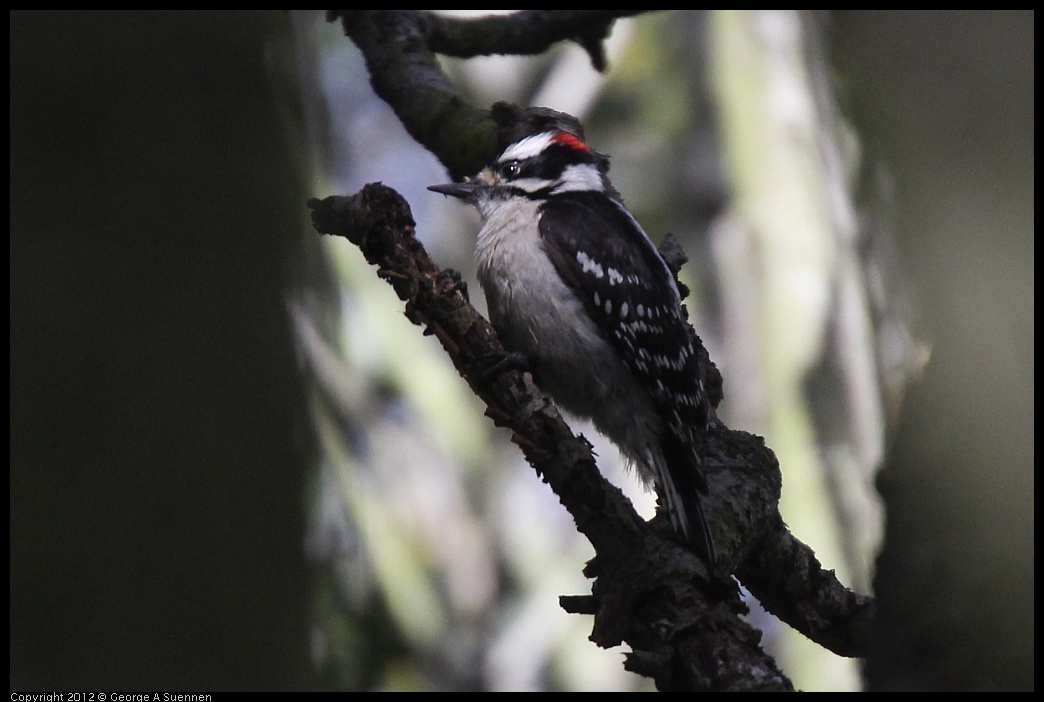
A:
576;251;604;278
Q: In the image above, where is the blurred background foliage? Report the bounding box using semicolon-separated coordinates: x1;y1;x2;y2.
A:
11;10;1032;692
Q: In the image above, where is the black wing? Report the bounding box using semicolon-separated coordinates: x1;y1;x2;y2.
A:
538;192;712;476
539;191;716;561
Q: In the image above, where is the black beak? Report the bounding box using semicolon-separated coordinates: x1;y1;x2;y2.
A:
428;181;483;203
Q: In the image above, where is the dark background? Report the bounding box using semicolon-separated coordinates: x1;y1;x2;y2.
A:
10;10;1033;690
833;11;1033;690
10;11;317;689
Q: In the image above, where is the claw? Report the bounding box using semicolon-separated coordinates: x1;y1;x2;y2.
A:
473;350;529;382
437;268;469;301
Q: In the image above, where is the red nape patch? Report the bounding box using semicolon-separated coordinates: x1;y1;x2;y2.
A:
551;131;589;151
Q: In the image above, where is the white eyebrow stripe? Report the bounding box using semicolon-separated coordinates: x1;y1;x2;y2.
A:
498;132;555;163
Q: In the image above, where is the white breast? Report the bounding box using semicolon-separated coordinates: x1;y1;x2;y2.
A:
473;196;663;473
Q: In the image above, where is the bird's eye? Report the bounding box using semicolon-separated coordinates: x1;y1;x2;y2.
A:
499;161;521;179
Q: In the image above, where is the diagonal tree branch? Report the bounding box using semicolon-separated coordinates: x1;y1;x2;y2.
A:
308;184;796;691
330;10;496;181
327;10;652;179
419;10;645;71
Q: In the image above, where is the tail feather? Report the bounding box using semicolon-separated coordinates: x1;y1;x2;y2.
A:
655;432;716;563
678;484;716;563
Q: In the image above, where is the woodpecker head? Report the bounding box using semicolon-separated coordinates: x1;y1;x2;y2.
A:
429;130;612;213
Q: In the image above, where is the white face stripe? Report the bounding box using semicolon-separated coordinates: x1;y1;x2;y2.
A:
502;176;553;194
551;163;604;193
498;132;557;163
485;131;612;200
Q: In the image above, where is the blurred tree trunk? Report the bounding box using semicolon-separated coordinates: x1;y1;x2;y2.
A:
10;11;318;689
831;10;1034;691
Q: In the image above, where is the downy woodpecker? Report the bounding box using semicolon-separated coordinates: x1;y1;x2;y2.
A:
430;129;717;562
